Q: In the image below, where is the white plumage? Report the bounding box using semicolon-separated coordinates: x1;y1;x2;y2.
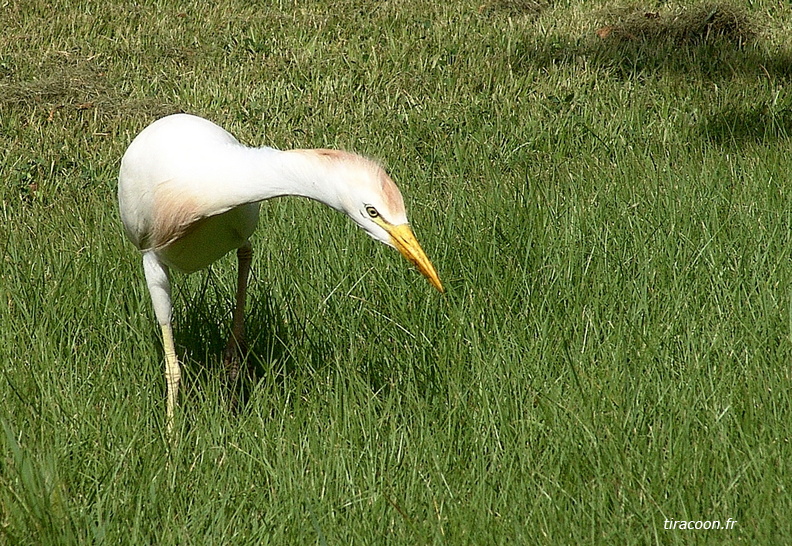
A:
118;114;443;431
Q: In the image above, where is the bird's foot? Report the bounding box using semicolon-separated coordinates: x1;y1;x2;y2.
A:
223;338;255;411
223;337;247;383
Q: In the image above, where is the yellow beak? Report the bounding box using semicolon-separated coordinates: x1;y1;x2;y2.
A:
386;223;444;293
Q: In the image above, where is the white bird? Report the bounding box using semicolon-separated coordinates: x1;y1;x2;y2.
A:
118;113;443;431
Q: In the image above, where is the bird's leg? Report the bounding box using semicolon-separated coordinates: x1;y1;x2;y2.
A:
224;242;253;393
143;252;179;436
161;322;180;434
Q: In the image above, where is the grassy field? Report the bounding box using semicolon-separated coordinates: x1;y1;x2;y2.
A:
2;0;792;543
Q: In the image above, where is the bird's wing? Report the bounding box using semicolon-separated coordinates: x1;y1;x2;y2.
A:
148;178;243;250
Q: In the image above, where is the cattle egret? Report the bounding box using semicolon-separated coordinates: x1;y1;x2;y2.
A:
118;113;443;431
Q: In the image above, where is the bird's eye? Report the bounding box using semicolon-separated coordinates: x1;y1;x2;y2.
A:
365;206;379;218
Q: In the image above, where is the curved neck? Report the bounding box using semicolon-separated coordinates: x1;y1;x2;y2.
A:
215;145;347;213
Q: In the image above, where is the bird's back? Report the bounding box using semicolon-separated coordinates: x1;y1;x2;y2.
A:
118;114;261;271
119;115;239;245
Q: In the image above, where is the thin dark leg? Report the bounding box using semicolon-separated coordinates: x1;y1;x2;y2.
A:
224;242;253;406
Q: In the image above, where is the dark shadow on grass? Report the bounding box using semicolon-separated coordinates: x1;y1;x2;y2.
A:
480;0;552;18
506;3;792;147
172;271;299;415
508;3;792;82
700;105;792;145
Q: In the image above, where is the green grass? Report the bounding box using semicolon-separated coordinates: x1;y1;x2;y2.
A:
2;0;792;543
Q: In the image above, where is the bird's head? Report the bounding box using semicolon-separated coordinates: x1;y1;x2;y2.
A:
307;150;444;293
